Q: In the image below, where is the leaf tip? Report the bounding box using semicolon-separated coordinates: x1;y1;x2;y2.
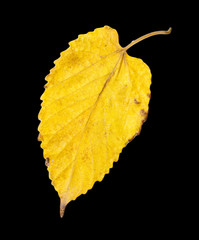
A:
60;206;66;218
60;199;67;218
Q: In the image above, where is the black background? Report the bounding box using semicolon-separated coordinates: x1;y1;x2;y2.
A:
7;19;187;236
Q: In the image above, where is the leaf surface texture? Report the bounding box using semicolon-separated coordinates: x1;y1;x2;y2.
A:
38;26;151;217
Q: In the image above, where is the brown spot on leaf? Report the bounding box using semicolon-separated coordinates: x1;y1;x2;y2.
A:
125;110;149;146
140;109;147;117
134;98;140;104
45;158;49;167
140;109;148;124
147;93;151;98
126;134;137;146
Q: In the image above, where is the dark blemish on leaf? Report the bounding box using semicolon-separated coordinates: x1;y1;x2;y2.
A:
147;93;151;98
134;98;140;104
45;158;49;167
140;109;148;124
126;134;137;146
126;109;149;147
140;109;147;117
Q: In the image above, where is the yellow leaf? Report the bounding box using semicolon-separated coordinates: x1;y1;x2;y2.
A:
38;26;171;217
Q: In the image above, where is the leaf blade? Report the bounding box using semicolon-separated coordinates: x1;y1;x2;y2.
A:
38;26;152;217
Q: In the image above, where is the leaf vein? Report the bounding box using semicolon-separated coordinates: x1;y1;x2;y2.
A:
63;53;124;196
46;50;121;89
41;93;99;126
44;105;93;145
43;73;110;108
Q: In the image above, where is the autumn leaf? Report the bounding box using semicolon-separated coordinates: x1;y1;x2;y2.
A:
38;26;171;217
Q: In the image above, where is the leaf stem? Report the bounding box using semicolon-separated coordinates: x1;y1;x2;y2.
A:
124;28;172;51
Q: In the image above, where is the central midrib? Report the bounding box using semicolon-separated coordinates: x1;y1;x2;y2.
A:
63;51;125;195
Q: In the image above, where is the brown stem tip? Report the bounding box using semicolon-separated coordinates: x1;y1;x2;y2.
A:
60;200;67;218
60;205;66;218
